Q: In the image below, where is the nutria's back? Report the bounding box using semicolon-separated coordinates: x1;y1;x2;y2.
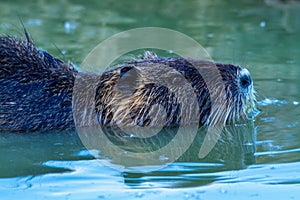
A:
0;36;76;132
0;36;255;133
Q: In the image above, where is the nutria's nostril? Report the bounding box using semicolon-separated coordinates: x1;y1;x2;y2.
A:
240;74;252;88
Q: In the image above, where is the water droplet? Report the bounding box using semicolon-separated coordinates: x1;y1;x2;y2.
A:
260;21;266;28
61;50;67;55
220;188;227;194
260;117;276;123
64;21;77;33
167;50;174;54
247;108;260;118
122;134;135;138
27;19;42;26
207;33;214;38
270;166;276;170
135;192;144;198
1;23;10;29
257;98;287;106
159;155;169;162
287;121;298;128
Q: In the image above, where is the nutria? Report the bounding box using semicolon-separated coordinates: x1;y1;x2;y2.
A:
0;34;255;132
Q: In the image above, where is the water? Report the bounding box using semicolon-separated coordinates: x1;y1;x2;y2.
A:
1;0;300;199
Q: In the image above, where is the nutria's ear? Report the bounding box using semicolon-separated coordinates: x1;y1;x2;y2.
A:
117;65;141;93
120;65;138;77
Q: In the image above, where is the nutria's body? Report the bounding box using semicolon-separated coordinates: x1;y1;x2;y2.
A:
0;35;255;132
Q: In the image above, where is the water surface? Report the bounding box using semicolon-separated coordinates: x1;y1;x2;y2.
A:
0;0;300;199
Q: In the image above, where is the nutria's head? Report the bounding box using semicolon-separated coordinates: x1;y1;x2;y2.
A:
94;56;255;128
209;62;255;125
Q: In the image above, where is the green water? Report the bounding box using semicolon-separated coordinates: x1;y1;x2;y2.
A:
1;0;300;199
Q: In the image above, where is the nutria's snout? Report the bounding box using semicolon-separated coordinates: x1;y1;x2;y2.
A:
239;68;252;89
232;67;256;122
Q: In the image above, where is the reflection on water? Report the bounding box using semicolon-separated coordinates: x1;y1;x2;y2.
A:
0;121;256;189
121;123;256;188
79;121;256;171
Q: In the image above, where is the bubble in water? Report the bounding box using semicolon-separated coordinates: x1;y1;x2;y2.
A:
260;21;266;28
257;98;287;106
64;21;77;33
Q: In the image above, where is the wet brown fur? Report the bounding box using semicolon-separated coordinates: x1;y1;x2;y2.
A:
0;35;255;132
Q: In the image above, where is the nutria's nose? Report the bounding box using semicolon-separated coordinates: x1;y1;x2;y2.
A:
239;69;252;89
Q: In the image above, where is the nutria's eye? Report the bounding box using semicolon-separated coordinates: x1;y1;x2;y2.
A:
239;74;252;89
